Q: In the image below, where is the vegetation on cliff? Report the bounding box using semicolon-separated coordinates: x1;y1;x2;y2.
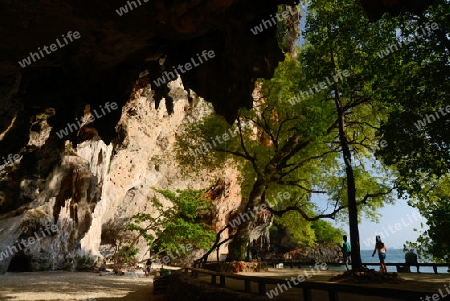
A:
175;0;450;266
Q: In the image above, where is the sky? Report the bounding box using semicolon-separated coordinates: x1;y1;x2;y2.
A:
296;3;426;250
339;201;425;250
312;194;426;250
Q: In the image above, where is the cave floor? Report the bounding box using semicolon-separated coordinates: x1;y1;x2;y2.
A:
0;268;449;300
0;270;162;301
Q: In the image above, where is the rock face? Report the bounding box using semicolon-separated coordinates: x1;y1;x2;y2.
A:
0;0;437;274
0;80;242;274
283;245;342;263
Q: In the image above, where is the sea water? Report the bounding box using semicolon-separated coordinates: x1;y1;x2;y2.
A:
292;249;449;273
360;249;449;274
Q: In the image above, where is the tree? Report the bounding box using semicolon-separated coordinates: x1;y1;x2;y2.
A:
280;0;405;269
403;175;450;262
405;202;450;263
364;0;450;259
374;0;450;195
124;188;216;260
306;0;450;267
175;49;395;261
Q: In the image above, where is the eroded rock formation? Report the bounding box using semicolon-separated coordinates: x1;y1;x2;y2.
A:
0;80;242;273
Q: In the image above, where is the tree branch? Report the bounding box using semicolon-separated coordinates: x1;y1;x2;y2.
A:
236;116;262;176
215;148;254;161
275;180;328;193
196;225;235;263
279;148;339;178
266;187;396;221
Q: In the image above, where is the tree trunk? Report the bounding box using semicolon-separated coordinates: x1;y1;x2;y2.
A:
329;36;362;271
335;98;362;270
226;178;267;261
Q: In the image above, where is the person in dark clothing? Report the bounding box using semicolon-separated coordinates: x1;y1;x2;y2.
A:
405;251;420;273
99;260;107;272
145;259;152;276
251;239;259;260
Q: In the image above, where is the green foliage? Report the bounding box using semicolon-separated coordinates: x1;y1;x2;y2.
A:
273;214;345;246
404;211;445;262
421;200;450;262
125;188;216;255
275;212;316;246
404;175;450;262
311;220;345;244
175;0;450;261
175;13;396;257
119;245;139;264
300;0;405;266
39;258;52;271
270;214;345;252
347;0;450;259
298;0;450;263
373;1;450;196
75;255;92;270
262;49;395;220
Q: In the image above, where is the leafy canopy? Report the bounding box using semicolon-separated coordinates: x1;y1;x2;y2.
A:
125;188;216;255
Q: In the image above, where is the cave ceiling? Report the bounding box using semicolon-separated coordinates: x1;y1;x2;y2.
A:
0;0;436;156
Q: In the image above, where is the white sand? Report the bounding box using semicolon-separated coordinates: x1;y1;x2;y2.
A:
0;270;159;301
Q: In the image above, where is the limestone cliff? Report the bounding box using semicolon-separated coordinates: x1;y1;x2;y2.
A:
0;79;242;274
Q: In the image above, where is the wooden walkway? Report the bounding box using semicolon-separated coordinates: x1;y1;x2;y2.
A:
181;266;450;301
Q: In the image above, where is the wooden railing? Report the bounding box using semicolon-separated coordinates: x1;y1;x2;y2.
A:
182;267;431;300
361;262;450;274
252;260;450;274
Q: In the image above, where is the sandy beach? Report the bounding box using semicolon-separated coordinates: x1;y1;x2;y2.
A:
0;270;158;301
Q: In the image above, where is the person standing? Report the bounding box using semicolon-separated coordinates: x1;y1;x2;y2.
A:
342;235;351;270
372;235;387;273
99;260;107;272
251;239;259;260
145;259;152;276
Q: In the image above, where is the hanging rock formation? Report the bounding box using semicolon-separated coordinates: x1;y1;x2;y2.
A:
0;80;242;273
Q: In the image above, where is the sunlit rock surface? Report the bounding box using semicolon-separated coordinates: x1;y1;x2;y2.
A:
0;80;242;273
